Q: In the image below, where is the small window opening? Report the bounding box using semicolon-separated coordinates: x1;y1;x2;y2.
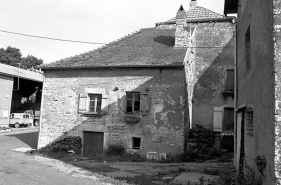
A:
132;137;141;149
89;94;102;113
126;92;140;113
226;69;234;92
245;26;251;74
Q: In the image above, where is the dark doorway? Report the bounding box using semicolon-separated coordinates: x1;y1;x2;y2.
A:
239;112;245;174
83;131;104;157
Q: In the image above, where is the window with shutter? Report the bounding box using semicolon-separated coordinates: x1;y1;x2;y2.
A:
213;107;223;132
78;90;109;116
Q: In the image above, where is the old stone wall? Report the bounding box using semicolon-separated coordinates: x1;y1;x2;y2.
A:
274;0;281;184
185;22;234;129
237;0;276;184
38;67;187;155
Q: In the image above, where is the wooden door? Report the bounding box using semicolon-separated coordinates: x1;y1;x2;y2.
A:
83;131;104;157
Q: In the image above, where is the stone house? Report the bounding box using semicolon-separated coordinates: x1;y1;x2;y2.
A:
38;1;235;156
156;1;235;139
224;0;281;184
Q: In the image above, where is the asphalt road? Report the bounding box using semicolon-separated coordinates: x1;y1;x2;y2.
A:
0;130;104;185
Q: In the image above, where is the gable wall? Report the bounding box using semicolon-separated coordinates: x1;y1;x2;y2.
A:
38;67;187;155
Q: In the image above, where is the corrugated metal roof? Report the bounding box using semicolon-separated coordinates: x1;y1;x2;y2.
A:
0;63;44;82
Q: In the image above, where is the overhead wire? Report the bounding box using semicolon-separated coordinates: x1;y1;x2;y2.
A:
0;32;88;54
0;29;106;45
0;28;234;49
0;35;66;57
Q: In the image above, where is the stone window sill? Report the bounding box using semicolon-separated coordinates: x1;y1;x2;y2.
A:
81;112;103;117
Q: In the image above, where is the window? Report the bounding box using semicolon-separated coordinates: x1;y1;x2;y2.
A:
245;26;251;74
78;91;109;115
226;69;234;92
223;108;234;131
126;92;140;113
132;137;141;149
89;94;102;113
213;107;234;132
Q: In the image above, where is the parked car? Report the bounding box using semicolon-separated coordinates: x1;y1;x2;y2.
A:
9;113;33;128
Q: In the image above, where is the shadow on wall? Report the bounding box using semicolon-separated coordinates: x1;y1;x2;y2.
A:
38;67;188;158
191;37;235;130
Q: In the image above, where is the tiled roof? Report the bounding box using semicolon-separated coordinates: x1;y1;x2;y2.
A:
166;6;224;23
40;28;186;68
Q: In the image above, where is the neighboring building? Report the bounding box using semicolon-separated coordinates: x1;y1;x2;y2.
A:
0;63;43;127
157;1;235;135
224;0;280;184
37;0;235;156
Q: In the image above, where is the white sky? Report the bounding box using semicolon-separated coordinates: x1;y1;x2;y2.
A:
0;0;224;64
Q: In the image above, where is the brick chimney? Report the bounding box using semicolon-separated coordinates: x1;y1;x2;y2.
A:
175;5;190;48
189;0;198;10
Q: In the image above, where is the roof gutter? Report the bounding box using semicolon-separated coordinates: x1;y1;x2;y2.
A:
38;64;184;70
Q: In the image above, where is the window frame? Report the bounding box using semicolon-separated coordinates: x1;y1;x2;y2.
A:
126;92;140;113
87;93;102;114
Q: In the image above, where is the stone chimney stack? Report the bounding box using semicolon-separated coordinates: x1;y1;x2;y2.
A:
175;5;190;48
189;0;198;10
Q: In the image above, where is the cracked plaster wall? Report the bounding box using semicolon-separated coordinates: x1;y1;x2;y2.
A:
38;67;187;155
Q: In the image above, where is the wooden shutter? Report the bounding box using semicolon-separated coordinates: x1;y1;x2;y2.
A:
140;93;149;116
78;93;87;113
119;91;127;113
213;107;223;132
101;95;109;115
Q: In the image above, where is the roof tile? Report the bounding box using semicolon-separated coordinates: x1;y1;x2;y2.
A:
41;28;186;68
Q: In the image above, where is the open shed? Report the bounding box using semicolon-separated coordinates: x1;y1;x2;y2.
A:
0;63;44;127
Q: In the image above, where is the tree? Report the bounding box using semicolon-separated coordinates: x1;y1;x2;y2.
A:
0;46;43;69
21;55;43;69
0;46;22;67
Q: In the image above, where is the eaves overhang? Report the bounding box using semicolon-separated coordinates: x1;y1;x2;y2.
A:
39;64;184;71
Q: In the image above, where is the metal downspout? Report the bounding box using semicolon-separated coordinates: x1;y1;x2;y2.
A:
233;17;238;167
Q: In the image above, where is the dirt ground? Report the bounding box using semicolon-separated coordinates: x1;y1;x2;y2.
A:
42;154;234;185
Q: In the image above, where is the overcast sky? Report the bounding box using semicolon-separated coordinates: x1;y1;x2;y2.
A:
0;0;224;64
